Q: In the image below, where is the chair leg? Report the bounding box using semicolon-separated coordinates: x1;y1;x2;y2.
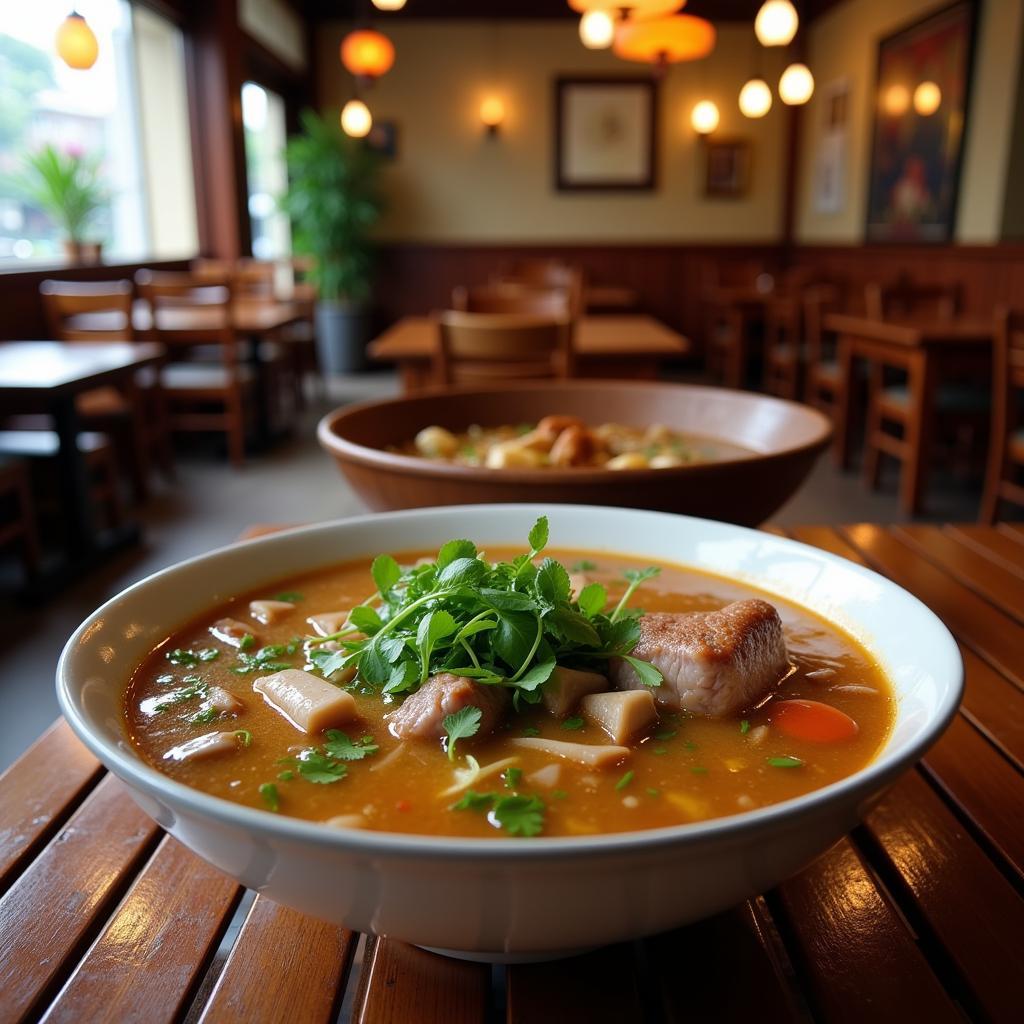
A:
863;365;885;491
153;386;177;479
13;469;41;577
227;392;247;468
900;356;933;517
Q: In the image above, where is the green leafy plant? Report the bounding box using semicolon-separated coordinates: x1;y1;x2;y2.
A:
281;109;383;304
15;144;107;242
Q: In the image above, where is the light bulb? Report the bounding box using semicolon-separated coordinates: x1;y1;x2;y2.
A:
341;99;372;138
779;63;814;105
372;0;406;9
739;78;772;118
691;100;720;135
913;81;941;116
579;10;615;50
55;11;99;70
754;1;798;47
883;84;910;116
480;96;505;129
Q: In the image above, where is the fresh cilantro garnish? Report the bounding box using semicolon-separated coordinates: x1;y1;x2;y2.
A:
197;648;219;662
324;730;379;761
293;749;348;784
259;783;279;811
443;706;482;762
504;767;522;789
615;770;634;791
233;729;252;747
239;633;255;650
277;769;294;781
190;707;219;724
560;717;584;731
151;680;207;712
620;655;663;688
491;794;545;837
166;648;199;666
767;756;804;768
273;591;304;602
231;643;296;675
610;566;661;623
451;789;494;812
740;720;751;734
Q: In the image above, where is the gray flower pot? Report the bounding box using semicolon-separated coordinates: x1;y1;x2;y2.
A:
315;301;368;375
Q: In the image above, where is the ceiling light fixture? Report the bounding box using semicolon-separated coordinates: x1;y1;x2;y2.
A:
55;10;99;70
691;100;720;135
779;62;814;105
739;77;773;118
613;14;716;73
341;99;372;138
341;28;395;80
579;10;616;49
754;1;799;47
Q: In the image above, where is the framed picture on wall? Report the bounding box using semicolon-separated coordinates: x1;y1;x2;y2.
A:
865;0;976;242
704;139;751;198
554;76;657;191
813;78;850;214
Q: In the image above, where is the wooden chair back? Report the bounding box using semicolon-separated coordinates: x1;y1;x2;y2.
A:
494;261;584;315
435;311;573;386
39;279;134;342
979;307;1024;521
803;284;844;369
865;279;960;321
451;284;573;317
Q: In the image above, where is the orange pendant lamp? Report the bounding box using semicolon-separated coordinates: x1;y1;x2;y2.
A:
614;14;716;72
569;0;684;16
56;11;99;70
341;28;395;80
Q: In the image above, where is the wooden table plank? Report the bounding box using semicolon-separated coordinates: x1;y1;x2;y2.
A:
944;523;1024;577
0;775;160;1024
507;944;645;1023
0;721;101;896
355;938;489;1024
773;838;962;1024
198;897;355;1024
863;770;1024;1024
39;837;240;1024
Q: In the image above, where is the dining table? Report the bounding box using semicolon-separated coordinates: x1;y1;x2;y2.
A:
368;315;690;394
825;313;993;513
0;340;165;582
703;286;779;390
2;521;1021;1023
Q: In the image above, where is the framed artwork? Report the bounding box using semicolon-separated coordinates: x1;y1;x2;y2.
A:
366;120;398;160
813;78;850;214
554;76;657;191
704;139;750;198
865;1;976;242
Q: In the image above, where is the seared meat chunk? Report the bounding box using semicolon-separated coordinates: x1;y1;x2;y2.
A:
387;672;508;741
609;599;789;718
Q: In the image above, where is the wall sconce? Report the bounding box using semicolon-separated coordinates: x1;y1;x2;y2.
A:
691;100;720;135
480;96;505;135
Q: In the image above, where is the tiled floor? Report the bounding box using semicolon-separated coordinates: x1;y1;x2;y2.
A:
0;371;985;770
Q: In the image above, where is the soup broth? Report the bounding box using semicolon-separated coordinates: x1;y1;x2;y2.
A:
125;545;894;839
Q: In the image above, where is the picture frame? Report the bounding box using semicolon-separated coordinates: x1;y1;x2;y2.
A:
703;139;751;198
865;0;976;242
554;76;657;191
366;120;398;160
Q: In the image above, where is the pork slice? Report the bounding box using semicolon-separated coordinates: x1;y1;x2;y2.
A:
386;672;508;741
609;599;789;718
210;618;254;648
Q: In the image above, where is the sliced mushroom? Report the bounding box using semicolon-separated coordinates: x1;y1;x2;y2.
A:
580;690;657;745
163;731;245;763
323;813;367;829
254;668;357;734
207;685;244;715
307;611;350;638
526;763;562;789
541;666;608;718
250;599;295;625
509;736;629;768
210;618;254;648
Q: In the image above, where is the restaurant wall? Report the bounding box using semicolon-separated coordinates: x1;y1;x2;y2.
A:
795;0;1024;245
316;20;789;244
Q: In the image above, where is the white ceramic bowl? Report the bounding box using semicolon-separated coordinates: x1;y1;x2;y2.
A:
57;505;962;961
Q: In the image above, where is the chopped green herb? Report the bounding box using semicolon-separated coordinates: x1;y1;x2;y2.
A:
231;644;296;675
653;729;677;741
645;787;660;797
277;769;294;781
190;707;219;725
615;770;635;791
767;756;804;768
491;794;545;837
610;566;661;623
273;591;304;603
259;783;279;812
683;740;697;751
155;673;175;686
561;716;584;731
443;706;482;762
620;655;663;688
239;633;255;650
233;729;252;747
452;789;496;812
197;648;220;662
653;746;668;755
166;648;199;666
552;789;568;800
522;726;540;737
293;749;348;784
740;720;751;734
691;766;709;776
151;680;207;712
504;767;523;789
324;730;379;761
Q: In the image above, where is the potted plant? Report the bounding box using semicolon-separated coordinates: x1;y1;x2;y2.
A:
282;109;383;375
18;144;107;263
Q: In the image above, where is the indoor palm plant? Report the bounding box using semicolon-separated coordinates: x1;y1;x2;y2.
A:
282;109;383;374
18;144;107;263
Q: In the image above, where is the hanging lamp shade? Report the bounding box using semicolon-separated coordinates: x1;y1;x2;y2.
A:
779;63;814;105
579;10;616;49
614;14;716;67
739;78;773;118
754;1;798;47
340;99;372;138
341;29;395;79
371;0;406;9
56;11;99;70
569;0;684;17
691;100;720;135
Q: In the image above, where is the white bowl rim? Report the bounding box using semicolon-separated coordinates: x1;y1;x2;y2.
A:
57;503;963;862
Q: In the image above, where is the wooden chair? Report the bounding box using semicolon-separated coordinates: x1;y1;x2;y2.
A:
803;284;846;417
39;279;173;500
451;284;573;318
762;292;803;400
701;261;776;388
865;279;960;321
981;307;1024;522
0;456;41;582
493;261;585;317
136;270;254;467
434;311;574;387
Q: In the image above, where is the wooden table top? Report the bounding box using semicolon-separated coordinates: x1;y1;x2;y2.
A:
0;340;165;396
824;313;995;347
2;522;1022;1023
67;299;304;337
368;314;690;363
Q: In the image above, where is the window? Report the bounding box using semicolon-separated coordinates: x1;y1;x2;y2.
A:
242;81;291;260
0;0;197;265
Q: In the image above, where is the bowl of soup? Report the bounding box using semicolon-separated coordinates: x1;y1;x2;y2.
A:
57;505;961;961
317;381;832;525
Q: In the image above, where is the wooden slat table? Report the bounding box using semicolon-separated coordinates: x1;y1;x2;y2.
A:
3;523;1023;1023
368;314;690;394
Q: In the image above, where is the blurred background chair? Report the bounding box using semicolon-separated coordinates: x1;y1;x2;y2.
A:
492;260;584;317
0;456;40;584
451;283;574;318
865;278;960;321
981;307;1024;522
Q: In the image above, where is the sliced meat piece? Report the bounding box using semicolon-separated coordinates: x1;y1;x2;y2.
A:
509;736;629;768
580;690;657;745
254;668;357;734
609;599;789;718
526;763;562;789
541;666;608;718
386;672;508;741
323;814;366;829
162;731;245;762
210;618;254;648
250;599;295;625
308;611;349;638
207;685;244;715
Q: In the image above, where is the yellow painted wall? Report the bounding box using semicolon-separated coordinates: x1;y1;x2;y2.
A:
317;20;789;243
795;0;1024;244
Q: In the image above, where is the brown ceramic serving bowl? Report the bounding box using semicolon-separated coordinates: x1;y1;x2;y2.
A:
317;381;832;525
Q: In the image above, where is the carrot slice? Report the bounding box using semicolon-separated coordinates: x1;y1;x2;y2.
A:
770;699;859;743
